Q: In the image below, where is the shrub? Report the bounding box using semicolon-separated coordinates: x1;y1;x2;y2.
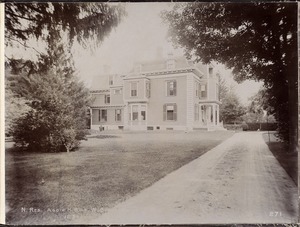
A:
10;67;91;153
241;122;248;131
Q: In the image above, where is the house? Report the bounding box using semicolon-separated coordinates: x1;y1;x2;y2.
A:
89;54;222;131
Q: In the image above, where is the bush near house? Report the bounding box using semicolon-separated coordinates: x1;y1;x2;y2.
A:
223;124;243;131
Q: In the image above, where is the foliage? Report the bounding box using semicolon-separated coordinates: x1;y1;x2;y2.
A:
5;3;125;73
5;70;31;136
5;3;125;152
162;2;297;151
10;50;92;152
219;89;245;124
241;122;248;131
217;74;245;124
243;87;277;123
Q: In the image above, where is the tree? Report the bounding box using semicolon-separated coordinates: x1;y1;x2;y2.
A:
217;73;245;124
219;90;245;124
5;3;125;152
243;88;276;123
5;70;31;136
162;3;297;152
5;3;125;73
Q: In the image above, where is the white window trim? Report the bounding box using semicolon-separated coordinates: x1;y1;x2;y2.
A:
100;109;107;122
130;81;138;97
164;103;177;121
165;80;176;97
115;109;122;122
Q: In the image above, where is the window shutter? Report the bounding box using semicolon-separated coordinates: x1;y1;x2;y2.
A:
174;104;177;121
163;104;166;121
115;109;117;121
204;84;207;98
98;109;101;121
173;81;177;96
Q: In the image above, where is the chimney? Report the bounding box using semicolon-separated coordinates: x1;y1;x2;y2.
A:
156;46;163;59
103;65;111;74
167;51;174;59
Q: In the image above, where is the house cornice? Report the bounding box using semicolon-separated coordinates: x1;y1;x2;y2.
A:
199;100;222;105
142;68;203;78
90;104;125;108
90;89;109;94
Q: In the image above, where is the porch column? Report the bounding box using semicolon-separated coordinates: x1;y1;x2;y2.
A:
207;105;211;124
130;104;133;126
217;105;220;126
199;104;202;124
124;103;128;129
89;107;92;129
212;104;216;126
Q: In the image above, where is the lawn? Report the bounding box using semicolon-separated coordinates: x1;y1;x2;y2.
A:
262;131;297;184
5;130;234;224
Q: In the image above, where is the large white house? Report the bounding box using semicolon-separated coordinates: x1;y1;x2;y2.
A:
89;55;223;131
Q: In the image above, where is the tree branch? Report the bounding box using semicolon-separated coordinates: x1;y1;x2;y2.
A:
6;37;43;55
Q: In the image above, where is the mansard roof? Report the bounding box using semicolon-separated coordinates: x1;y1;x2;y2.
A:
131;56;193;72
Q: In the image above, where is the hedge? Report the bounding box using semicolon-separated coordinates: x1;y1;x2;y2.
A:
246;123;278;131
224;123;278;131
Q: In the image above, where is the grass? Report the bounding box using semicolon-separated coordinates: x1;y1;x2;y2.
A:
5;130;234;224
262;131;297;185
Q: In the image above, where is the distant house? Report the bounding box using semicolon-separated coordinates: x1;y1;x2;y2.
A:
89;55;222;131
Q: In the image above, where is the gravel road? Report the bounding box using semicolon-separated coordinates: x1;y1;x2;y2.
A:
94;132;298;224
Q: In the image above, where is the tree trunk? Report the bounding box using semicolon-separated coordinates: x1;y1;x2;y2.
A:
287;56;298;153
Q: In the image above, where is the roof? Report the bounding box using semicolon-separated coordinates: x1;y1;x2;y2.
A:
131;56;193;73
89;56;212;91
90;74;123;91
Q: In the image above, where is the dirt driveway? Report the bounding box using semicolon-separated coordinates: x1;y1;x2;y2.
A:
93;132;298;224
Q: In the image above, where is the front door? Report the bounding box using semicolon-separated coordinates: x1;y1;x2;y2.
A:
128;104;147;130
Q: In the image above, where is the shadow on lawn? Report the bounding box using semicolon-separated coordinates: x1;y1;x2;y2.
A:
262;132;297;185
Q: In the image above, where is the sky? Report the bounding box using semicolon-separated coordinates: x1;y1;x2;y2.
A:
72;3;263;105
6;2;263;105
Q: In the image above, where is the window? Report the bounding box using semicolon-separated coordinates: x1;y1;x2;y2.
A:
146;81;151;98
131;82;138;97
114;89;122;95
195;82;200;97
141;105;146;121
163;104;177;121
132;105;138;121
200;84;207;99
105;95;110;104
194;104;199;121
128;106;131;121
209;67;213;75
99;109;107;122
166;80;177;96
109;75;114;85
115;109;121;121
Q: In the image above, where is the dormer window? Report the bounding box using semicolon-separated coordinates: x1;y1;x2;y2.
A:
109;75;114;85
166;59;175;70
209;67;213;75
